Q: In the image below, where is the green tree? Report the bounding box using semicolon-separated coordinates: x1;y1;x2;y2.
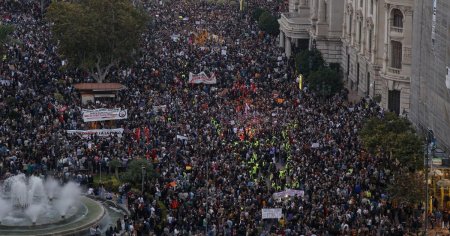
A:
307;68;343;97
252;8;265;21
258;11;279;35
294;48;325;77
109;159;121;179
46;0;148;83
121;158;156;186
360;113;424;171
0;24;14;54
387;172;425;206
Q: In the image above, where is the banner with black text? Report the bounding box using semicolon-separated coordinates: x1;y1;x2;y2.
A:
66;128;124;138
82;108;128;122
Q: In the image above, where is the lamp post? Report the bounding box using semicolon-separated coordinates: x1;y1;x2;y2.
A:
205;159;208;235
99;159;102;184
425;129;435;234
41;0;44;17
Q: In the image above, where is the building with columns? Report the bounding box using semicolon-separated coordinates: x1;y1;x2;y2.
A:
341;0;413;115
278;0;344;65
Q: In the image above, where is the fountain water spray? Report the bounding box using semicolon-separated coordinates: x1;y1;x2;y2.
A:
55;182;81;218
0;198;12;224
44;177;60;201
0;174;81;226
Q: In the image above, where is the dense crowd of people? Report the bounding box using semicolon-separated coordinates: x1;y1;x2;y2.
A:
0;0;424;235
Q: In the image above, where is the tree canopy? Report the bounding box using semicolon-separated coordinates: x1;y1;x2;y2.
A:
307;68;343;97
0;24;14;54
252;7;265;21
121;158;157;185
294;48;325;78
387;172;425;206
258;11;279;35
46;0;148;82
360;112;424;172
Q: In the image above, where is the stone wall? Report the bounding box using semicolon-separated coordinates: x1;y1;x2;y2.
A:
315;38;342;64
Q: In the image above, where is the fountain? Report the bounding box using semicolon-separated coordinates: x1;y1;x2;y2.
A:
0;174;109;236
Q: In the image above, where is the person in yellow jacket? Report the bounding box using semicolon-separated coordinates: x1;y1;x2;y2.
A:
279;217;286;228
279;169;286;178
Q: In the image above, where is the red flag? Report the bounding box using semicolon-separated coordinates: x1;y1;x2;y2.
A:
144;127;150;144
135;128;141;140
250;82;256;93
151;149;157;160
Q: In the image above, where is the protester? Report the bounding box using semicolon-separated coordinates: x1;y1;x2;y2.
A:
0;0;422;235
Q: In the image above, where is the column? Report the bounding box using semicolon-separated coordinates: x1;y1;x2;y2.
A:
279;32;285;48
316;0;327;36
382;3;389;71
403;9;413;46
285;37;292;58
311;0;318;21
318;0;326;23
360;22;365;53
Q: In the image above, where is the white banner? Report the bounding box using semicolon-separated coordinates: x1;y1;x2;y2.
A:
188;72;217;84
66;128;124;138
176;135;188;140
82;108;128;122
0;79;12;86
273;189;305;199
261;208;282;219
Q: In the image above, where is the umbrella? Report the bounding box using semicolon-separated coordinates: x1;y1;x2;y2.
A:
437;179;450;187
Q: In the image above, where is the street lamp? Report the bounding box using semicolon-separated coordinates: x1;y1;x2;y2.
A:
425;129;435;233
99;160;102;184
205;152;210;236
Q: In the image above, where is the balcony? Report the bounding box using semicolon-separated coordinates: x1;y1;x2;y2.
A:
387;67;401;75
390;26;403;38
278;12;311;39
381;67;410;84
391;26;403;33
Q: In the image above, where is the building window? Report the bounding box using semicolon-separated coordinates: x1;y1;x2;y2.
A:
358;23;362;44
391;41;402;69
388;90;401;115
357;63;360;86
368;29;372;52
392;9;403;28
360;0;363;8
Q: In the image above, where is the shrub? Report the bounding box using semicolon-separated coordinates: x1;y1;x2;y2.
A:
294;48;325;78
258;11;279;35
252;8;265;21
307;68;343;97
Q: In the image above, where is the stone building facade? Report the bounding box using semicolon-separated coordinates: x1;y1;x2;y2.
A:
410;0;450;151
341;0;413;115
278;0;344;65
